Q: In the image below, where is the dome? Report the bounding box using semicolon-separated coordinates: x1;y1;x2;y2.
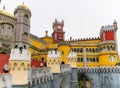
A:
18;4;29;10
0;10;14;18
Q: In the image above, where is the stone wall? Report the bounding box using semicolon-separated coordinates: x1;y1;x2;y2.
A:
78;66;120;88
0;73;12;88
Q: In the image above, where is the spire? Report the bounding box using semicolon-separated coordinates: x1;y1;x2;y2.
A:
113;20;118;30
45;30;48;36
3;4;5;10
0;0;1;4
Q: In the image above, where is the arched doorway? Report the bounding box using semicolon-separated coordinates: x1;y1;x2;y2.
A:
78;73;93;88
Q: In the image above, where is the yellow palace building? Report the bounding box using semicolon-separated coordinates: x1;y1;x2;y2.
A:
30;19;119;67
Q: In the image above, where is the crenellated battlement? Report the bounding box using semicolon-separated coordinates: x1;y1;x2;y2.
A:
9;48;31;61
99;40;115;45
67;51;77;68
100;25;114;35
78;66;120;73
67;37;100;42
47;50;61;59
47;50;61;73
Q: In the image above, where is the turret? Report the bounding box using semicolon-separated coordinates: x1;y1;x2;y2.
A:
47;50;61;73
14;3;31;49
100;21;118;42
99;21;119;66
52;19;65;43
66;51;77;68
9;46;31;86
113;20;118;30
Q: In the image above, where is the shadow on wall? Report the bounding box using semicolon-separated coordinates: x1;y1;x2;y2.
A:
78;73;93;88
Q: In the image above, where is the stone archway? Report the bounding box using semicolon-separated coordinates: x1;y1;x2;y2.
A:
78;73;93;88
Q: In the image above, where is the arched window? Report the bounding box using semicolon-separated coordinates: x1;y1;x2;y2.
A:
96;58;99;62
93;58;95;62
95;48;98;52
80;48;83;52
77;48;79;52
23;32;28;41
20;63;25;71
14;63;18;71
87;58;89;62
77;57;80;62
81;58;83;62
89;48;91;52
24;14;29;23
93;48;95;53
86;48;88;52
1;27;4;34
74;48;76;52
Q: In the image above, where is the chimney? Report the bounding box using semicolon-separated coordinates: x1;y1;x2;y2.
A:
45;30;48;36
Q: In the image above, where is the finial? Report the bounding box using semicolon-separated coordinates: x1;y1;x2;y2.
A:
113;19;118;30
114;19;117;23
0;0;1;4
45;30;48;36
3;4;5;10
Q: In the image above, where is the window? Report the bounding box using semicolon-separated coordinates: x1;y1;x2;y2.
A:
109;55;115;62
24;15;29;23
81;58;83;62
23;32;28;41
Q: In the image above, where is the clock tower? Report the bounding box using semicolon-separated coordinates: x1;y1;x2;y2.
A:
52;19;65;43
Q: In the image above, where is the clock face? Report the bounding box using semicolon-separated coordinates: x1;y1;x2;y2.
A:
110;55;115;62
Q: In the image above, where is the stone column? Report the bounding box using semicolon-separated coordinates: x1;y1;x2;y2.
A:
51;74;62;88
83;47;87;67
70;68;78;88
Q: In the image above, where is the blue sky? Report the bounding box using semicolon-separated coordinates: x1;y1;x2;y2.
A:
0;0;120;54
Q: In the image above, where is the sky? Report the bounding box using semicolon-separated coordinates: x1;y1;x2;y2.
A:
0;0;120;54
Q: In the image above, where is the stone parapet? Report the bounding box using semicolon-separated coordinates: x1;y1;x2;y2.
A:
78;66;120;73
28;67;53;86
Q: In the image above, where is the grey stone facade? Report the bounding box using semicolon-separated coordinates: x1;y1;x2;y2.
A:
78;66;120;88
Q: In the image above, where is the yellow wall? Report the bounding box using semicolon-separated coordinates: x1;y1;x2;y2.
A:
58;45;71;63
47;58;61;73
99;51;118;66
30;33;119;67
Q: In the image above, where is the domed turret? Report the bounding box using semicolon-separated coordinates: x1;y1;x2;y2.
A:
18;4;29;10
0;10;14;18
0;6;16;53
14;3;31;15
